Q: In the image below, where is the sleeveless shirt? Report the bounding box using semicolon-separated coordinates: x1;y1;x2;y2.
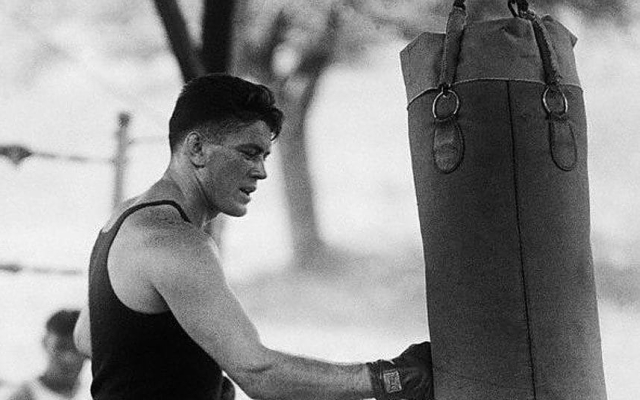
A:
88;200;223;400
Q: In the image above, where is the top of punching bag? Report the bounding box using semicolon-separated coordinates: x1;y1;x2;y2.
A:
400;15;581;106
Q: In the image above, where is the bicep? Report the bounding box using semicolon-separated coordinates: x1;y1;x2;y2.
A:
150;240;268;376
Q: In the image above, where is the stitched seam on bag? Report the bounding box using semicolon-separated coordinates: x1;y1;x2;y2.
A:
506;80;538;399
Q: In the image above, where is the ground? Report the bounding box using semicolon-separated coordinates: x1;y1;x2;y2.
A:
0;248;639;400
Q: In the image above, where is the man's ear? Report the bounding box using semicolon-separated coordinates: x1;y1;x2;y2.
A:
183;131;208;168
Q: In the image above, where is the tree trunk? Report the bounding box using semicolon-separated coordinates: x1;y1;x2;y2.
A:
152;0;205;82
278;87;326;271
277;9;338;272
201;0;235;73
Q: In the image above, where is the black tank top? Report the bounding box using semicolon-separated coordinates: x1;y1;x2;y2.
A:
88;200;223;400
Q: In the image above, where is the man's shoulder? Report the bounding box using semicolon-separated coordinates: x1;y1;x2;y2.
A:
132;205;207;248
131;212;223;292
109;202;213;266
121;205;218;269
107;202;221;308
114;200;195;239
128;203;192;231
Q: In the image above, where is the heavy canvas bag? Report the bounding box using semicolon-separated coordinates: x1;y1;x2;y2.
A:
400;1;607;399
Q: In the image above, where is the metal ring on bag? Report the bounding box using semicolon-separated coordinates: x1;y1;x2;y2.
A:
542;86;568;116
432;89;460;120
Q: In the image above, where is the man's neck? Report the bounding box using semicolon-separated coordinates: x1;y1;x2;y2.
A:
156;168;218;229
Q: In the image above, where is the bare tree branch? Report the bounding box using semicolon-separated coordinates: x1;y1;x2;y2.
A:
296;6;339;77
152;0;205;82
243;8;289;82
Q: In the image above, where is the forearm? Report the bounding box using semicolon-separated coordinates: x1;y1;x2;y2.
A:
234;348;374;400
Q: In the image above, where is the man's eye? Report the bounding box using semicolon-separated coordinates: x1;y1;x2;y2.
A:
241;150;260;160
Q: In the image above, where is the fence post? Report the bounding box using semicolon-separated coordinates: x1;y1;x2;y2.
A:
113;112;131;210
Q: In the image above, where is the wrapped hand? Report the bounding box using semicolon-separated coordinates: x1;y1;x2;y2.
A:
367;342;434;400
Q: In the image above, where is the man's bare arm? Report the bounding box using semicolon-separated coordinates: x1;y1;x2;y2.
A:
73;304;92;358
148;226;374;400
233;348;373;400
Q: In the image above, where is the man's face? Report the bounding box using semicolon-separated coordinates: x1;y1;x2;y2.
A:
198;120;272;217
43;332;85;383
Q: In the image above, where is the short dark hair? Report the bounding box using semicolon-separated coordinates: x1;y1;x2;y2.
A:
45;309;80;337
168;73;284;152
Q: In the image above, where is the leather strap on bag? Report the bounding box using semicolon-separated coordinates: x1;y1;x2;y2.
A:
522;10;577;171
431;2;467;174
438;4;466;91
434;0;577;173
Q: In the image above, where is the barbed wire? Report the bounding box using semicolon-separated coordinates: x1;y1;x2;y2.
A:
0;262;84;275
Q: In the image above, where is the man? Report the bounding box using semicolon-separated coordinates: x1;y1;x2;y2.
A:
74;73;433;400
8;309;87;400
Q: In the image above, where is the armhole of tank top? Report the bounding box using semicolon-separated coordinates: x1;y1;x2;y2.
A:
102;199;192;316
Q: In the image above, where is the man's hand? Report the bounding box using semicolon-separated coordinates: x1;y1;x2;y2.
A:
367;342;434;400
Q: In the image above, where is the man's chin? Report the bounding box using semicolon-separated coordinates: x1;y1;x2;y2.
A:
222;206;248;218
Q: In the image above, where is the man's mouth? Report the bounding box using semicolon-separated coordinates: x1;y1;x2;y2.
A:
239;187;256;198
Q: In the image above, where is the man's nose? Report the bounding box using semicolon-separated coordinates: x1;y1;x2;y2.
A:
251;158;267;180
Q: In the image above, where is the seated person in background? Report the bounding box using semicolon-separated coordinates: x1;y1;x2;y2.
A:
7;309;87;400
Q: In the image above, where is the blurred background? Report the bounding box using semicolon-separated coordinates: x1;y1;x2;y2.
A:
0;0;639;399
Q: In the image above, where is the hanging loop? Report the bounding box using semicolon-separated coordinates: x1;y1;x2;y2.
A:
433;87;461;120
508;0;531;18
542;85;568;117
453;0;466;10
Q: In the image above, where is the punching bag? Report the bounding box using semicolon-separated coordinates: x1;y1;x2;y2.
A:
400;1;607;399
